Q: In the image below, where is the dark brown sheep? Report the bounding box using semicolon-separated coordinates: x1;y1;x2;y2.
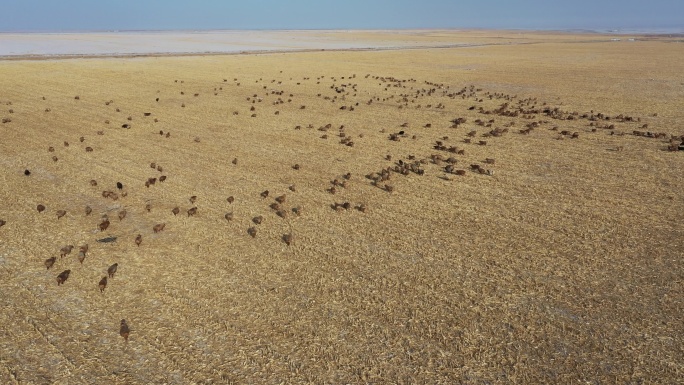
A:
189;195;197;204
99;219;110;232
260;190;269;199
108;263;118;278
56;270;71;286
99;276;107;293
153;223;165;233
119;319;130;342
37;204;46;213
44;257;56;270
227;196;234;204
247;227;257;238
187;207;198;217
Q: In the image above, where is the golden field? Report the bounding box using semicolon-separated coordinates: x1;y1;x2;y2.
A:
0;31;683;384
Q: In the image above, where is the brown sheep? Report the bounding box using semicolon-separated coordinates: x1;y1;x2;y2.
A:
60;245;74;259
108;263;118;278
172;207;180;216
232;158;238;165
282;233;293;246
247;227;257;238
99;276;107;293
85;206;92;216
37;204;46;213
99;220;110;232
135;234;142;247
260;190;269;199
119;319;130;342
153;223;165;233
56;270;71;286
118;210;126;221
275;195;286;204
252;216;263;225
90;180;98;186
224;212;234;221
187;207;198;217
159;175;166;182
189;195;197;204
56;210;67;220
289;185;296;192
292;206;302;216
145;204;152;212
79;244;89;255
227;196;234;204
44;257;56;270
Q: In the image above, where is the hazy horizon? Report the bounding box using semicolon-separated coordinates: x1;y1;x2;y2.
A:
3;0;682;33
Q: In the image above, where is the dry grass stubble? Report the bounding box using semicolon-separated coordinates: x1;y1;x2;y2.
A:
0;32;682;384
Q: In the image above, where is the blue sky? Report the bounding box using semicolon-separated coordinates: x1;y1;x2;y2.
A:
2;0;682;32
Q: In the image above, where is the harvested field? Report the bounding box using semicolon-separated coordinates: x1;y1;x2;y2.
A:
0;31;683;384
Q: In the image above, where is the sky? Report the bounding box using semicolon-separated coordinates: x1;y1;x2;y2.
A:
1;0;682;32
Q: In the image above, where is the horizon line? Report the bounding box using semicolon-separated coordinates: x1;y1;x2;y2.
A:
1;27;683;35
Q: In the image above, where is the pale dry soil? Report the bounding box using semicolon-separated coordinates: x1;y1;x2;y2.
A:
0;32;682;384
